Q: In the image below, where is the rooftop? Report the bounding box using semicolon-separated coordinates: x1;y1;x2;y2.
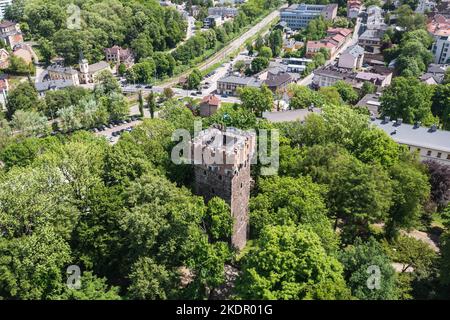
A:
218;75;261;87
372;118;450;153
201;94;220;106
47;64;78;75
262;108;322;123
343;44;365;58
35;79;75;92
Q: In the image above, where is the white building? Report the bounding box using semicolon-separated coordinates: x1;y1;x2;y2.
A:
427;14;450;64
372;117;450;166
0;0;12;20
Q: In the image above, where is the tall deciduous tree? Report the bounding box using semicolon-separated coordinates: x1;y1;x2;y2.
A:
236;225;350;300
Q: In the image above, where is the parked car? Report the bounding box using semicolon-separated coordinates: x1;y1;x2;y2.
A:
145;85;152;89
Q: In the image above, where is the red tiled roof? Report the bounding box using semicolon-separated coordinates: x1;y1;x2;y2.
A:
201;94;220;106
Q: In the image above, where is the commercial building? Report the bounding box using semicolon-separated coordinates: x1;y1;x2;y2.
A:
280;3;338;30
216;75;261;96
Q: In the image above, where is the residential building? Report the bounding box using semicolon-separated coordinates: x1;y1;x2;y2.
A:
208;7;238;17
0;20;23;48
0;0;12;20
372;117;450;166
306;27;352;57
204;15;223;28
338;44;364;69
216;75;261;96
104;45;134;70
263;71;293;93
420;63;448;84
282;57;312;73
427;14;450;64
13;47;33;64
306;40;336;57
280;3;338;30
313;65;392;89
282;38;303;52
199;94;221;117
415;0;436;13
347;0;362;19
358;29;385;54
191;126;256;249
366;5;387;31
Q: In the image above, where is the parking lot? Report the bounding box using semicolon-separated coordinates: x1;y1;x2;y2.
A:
93;117;142;144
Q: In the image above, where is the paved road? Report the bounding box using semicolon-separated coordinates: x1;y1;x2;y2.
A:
159;5;286;89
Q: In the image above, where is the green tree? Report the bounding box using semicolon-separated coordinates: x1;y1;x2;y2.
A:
385;161;430;238
431;84;450;129
0;227;72;299
380;77;435;126
205;197;233;242
236;225;350;300
238;85;273;116
339;238;397;300
250;175;339;253
6;82;41;120
258;46;273;59
187;69;202;90
138;90;144;118
10;110;49;137
332;80;359;105
147;92;157;119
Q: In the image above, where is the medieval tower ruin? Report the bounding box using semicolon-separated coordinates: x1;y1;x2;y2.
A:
191;126;256;250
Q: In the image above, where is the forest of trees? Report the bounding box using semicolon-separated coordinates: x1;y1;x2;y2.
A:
1;90;450;299
4;0;282;81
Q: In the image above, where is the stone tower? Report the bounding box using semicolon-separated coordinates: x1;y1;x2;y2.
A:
191;126;256;250
79;51;89;74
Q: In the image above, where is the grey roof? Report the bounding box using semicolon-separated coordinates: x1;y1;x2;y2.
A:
264;72;292;87
427;63;448;75
359;29;384;41
356;93;381;117
35;79;75;92
88;61;109;73
420;73;444;84
218;75;261;87
47;64;78;75
371;119;450;153
343;44;365;58
262;108;322;123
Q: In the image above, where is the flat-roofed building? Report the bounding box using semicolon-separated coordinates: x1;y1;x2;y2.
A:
216;75;261;96
280;3;338;30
